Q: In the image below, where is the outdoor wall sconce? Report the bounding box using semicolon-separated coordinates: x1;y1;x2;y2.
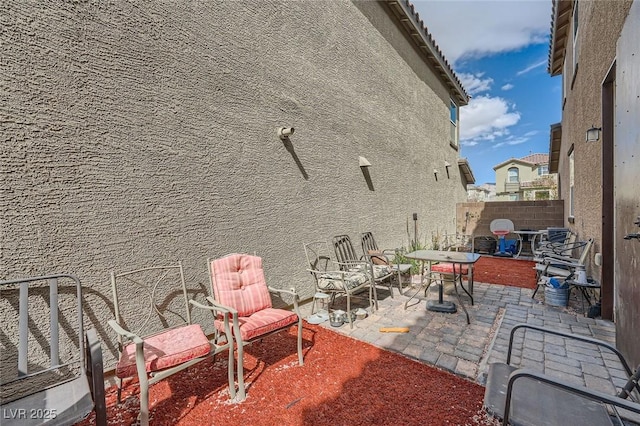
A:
444;160;451;178
277;127;295;140
359;156;372;167
433;168;439;181
359;156;374;191
586;126;601;142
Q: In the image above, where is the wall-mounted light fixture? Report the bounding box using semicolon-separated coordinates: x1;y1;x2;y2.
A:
444;160;451;178
359;156;374;191
277;127;295;140
586;126;601;142
359;156;371;167
433;168;439;181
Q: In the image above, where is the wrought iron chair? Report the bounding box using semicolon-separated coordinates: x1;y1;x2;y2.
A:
484;323;640;425
333;234;394;303
207;253;304;401
108;262;235;425
304;241;374;327
0;274;106;426
360;231;412;294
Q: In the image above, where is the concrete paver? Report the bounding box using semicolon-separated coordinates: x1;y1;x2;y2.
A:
300;275;635;416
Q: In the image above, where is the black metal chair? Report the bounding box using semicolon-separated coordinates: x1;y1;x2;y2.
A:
484;323;640;425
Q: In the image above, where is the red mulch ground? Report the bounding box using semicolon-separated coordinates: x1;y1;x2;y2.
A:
78;324;491;425
471;256;537;289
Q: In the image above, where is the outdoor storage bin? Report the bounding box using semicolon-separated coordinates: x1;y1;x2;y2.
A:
545;278;569;307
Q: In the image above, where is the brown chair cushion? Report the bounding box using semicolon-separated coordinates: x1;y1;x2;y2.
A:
368;250;389;266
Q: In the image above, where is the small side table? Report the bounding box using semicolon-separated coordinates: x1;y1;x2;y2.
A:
567;278;600;314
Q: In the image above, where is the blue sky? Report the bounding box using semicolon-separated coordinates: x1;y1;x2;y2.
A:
413;0;562;185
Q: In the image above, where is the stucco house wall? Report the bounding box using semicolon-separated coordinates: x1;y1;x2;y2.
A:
1;1;468;369
494;160;538;193
549;0;632;314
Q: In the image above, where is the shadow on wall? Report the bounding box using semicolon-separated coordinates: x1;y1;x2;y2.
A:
360;166;375;191
281;137;309;180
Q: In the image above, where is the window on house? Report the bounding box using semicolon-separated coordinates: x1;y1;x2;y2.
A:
508;167;519;183
572;0;579;74
569;148;575;217
538;165;549;176
509;194;519;201
450;100;458;149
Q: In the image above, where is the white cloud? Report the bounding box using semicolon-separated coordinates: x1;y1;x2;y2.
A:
412;1;551;64
516;59;547;75
501;83;514;91
458;72;493;95
459;95;521;144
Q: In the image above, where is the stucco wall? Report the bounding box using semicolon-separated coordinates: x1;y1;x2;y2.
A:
555;0;633;281
1;1;467;369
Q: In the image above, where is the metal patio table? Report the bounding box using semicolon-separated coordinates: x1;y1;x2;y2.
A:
403;250;480;324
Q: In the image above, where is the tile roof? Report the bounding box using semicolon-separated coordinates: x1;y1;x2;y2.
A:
386;0;469;105
519;153;549;165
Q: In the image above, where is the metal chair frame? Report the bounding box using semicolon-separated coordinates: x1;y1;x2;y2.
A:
0;274;106;426
333;234;394;303
484;323;640;425
207;254;304;401
304;241;375;328
360;231;412;294
108;262;235;425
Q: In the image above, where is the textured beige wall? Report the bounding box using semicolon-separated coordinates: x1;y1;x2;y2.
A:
456;201;564;237
1;1;467;368
555;0;633;278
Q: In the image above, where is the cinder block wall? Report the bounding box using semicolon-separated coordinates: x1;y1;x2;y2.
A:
456;201;565;237
1;1;467;369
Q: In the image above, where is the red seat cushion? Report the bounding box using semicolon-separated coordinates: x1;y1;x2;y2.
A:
216;307;298;342
115;324;210;379
431;263;469;274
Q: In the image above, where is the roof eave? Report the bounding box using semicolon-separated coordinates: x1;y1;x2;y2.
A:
458;158;475;184
386;0;469;106
549;122;562;173
548;0;573;75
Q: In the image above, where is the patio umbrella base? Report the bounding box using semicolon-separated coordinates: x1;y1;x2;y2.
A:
427;300;457;313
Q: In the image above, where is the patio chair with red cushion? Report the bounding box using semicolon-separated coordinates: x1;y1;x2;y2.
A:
108;262;236;425
207;254;304;401
428;233;475;302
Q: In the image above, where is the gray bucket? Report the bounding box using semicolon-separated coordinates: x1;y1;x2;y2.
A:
545;286;569;307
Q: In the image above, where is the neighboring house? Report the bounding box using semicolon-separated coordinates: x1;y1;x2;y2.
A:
548;0;639;365
467;183;496;202
493;153;557;201
1;1;472;368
